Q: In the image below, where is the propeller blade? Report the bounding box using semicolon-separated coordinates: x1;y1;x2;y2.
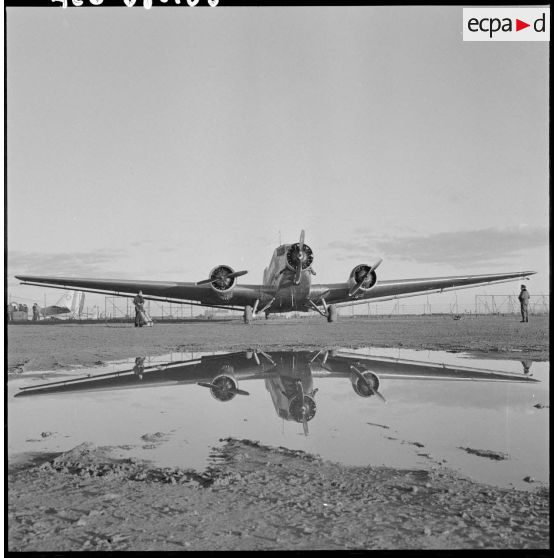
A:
302;413;309;436
196;270;248;286
350;365;367;382
374;390;387;404
232;388;250;396
294;263;303;285
227;270;249;280
295;380;310;436
296;379;305;399
197;382;214;389
299;229;305;251
370;258;383;271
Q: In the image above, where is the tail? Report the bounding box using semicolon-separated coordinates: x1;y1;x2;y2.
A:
71;291;85;317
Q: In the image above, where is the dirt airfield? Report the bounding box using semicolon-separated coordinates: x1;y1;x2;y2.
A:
8;314;549;373
7;315;550;551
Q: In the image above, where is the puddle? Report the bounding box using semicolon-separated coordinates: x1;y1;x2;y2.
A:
7;347;548;490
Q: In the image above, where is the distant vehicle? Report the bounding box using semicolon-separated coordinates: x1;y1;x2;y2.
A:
15;349;538;436
16;230;534;323
40;290;85;319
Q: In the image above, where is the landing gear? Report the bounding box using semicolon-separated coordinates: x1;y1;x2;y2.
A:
327;304;338;323
244;305;253;324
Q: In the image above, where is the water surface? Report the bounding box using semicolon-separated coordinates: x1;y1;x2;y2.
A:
8;347;548;490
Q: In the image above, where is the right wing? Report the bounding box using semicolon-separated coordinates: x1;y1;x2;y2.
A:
312;270;536;308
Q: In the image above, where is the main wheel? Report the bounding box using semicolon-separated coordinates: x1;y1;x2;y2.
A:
244;305;253;324
327;304;338;323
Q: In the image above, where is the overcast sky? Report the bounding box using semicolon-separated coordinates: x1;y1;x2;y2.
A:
6;6;549;308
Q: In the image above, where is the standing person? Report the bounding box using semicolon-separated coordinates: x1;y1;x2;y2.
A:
32;303;40;321
133;291;145;327
518;285;530;323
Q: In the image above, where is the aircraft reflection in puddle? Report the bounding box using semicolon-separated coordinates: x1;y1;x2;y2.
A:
15;350;538;436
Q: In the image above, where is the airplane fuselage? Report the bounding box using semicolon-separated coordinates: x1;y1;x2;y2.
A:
262;244;313;311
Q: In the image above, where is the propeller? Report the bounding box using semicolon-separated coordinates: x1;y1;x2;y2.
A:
196;269;248;287
350;365;387;403
197;379;250;398
348;258;383;297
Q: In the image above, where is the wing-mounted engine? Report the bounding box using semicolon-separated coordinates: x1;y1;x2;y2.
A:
285;230;314;285
196;265;248;299
197;364;250;401
347;259;383;297
349;365;387;403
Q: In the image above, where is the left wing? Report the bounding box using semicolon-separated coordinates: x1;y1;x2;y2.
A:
15;275;273;312
311;270;536;308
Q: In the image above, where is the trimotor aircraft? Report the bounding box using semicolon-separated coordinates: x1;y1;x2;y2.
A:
15;349;538;436
16;230;535;323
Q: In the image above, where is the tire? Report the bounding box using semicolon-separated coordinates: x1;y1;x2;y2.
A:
327;304;338;323
244;305;253;324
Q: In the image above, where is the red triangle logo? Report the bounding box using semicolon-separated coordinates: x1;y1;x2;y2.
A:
516;19;530;31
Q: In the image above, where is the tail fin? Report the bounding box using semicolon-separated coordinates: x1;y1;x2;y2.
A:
54;290;75;310
70;291;85;316
78;292;85;316
52;290;85;316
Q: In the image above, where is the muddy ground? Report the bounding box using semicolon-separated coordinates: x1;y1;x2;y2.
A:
7;315;550;551
8;439;550;551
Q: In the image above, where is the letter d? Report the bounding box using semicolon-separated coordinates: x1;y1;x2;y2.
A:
534;13;545;32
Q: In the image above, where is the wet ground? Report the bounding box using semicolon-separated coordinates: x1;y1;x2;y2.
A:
8;347;549;490
7;316;550;550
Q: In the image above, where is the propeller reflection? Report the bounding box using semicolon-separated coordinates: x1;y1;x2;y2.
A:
16;349;538;437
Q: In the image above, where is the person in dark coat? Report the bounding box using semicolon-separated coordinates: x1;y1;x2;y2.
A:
518;285;530;323
133;291;145;327
32;303;40;321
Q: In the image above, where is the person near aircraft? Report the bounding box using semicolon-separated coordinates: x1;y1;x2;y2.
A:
133;291;145;327
519;285;530;323
32;303;40;321
133;356;146;379
521;360;533;376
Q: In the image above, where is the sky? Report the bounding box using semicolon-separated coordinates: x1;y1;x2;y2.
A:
6;5;550;311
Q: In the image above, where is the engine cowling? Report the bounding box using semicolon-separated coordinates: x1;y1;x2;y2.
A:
348;264;378;295
350;371;380;398
286;242;314;271
207;265;237;294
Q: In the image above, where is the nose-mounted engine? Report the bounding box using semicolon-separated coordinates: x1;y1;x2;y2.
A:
285;230;314;285
286;243;314;272
347;259;382;297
